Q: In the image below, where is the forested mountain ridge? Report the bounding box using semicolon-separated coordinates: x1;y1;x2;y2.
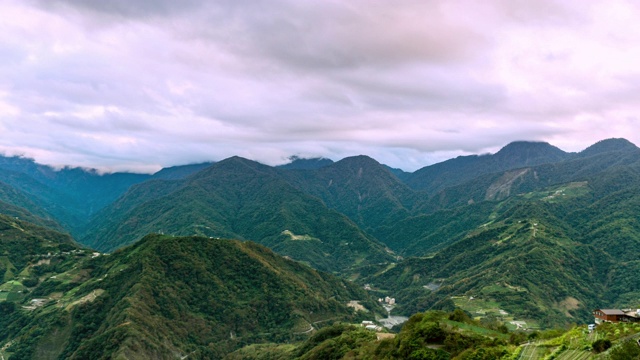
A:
405;141;571;194
279;155;421;242
0;156;214;235
0;213;78;286
80;156;395;273
1;233;380;359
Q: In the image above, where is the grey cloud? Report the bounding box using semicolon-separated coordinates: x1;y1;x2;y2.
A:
193;0;488;71
2;0;640;172
34;0;206;19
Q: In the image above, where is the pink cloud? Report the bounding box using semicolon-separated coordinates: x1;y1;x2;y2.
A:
0;0;639;172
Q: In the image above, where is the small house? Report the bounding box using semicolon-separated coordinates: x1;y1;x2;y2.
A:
593;309;639;324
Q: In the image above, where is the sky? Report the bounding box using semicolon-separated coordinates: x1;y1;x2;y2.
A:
1;0;640;173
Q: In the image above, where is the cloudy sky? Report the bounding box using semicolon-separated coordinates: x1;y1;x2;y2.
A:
1;0;639;173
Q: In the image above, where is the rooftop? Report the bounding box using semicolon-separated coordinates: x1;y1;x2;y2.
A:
598;309;626;315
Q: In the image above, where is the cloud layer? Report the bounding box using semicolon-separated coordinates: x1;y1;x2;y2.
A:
1;0;639;172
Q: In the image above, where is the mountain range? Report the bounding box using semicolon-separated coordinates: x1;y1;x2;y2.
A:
1;138;639;358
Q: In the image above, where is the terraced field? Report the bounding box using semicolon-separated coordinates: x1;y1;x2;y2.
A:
451;295;540;330
518;344;551;359
556;349;592;360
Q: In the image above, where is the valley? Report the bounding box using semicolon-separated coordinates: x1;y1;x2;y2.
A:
0;138;639;359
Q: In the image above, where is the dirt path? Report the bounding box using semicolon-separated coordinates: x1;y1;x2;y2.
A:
295;324;314;335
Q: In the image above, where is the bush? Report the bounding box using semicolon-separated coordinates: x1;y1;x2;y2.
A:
448;308;473;324
22;278;39;287
608;339;640;360
592;338;612;353
0;301;16;316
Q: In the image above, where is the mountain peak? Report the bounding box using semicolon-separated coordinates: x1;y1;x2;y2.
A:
406;141;569;193
493;141;568;165
214;156;266;169
277;156;334;170
496;140;564;155
334;155;381;167
578;138;638;157
188;156;275;181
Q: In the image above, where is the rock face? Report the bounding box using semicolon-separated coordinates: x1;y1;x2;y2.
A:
485;168;530;201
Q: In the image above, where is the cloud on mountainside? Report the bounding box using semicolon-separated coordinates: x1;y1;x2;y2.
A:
0;0;639;172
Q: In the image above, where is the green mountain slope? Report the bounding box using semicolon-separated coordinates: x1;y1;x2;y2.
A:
0;200;63;232
0;156;151;233
280;155;421;245
576;137;639;158
150;162;215;180
0;214;76;271
366;168;640;327
0;213;79;311
395;141;640;253
0;181;62;226
0;156;217;232
405;141;571;194
1;234;381;360
81;157;395;273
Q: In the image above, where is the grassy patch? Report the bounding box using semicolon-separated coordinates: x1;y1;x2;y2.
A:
442;319;509;340
281;230;320;241
556;349;592;360
520;182;590;203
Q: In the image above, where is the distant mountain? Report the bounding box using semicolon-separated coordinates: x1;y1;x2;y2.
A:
383;165;411;181
0;180;55;222
81;157;394;273
0;157;221;235
0;199;65;233
373;141;640;257
0;156;150;232
576;138;639;158
0;234;380;359
405;141;570;194
277;156;334;170
150;162;215;180
492;140;571;167
280;155;420;243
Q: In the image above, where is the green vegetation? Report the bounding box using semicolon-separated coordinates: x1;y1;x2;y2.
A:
229;310;521;359
81;157;395;274
405;141;571;194
1;138;640;359
360;141;640;327
229;315;640;360
279;155;420;244
0;234;383;359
